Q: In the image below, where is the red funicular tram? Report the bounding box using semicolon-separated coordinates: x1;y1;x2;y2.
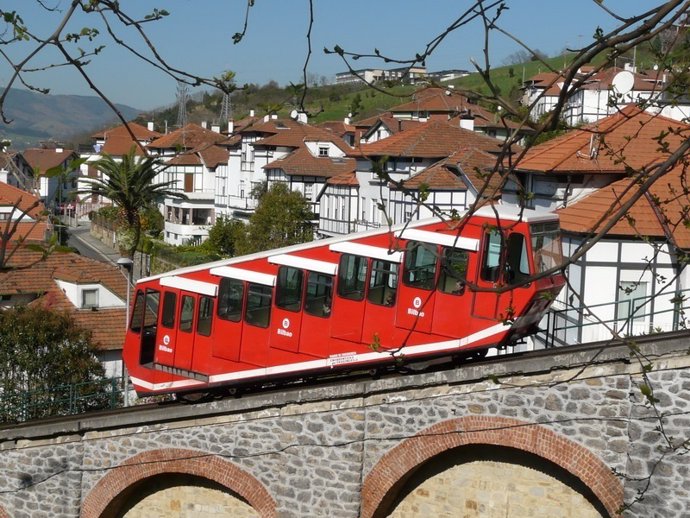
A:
123;205;565;396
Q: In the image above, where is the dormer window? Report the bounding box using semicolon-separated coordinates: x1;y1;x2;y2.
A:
318;146;329;157
82;288;98;309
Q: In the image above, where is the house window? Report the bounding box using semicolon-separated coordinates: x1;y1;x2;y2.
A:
318;146;329;157
304;183;314;200
617;281;648;324
82;289;98;308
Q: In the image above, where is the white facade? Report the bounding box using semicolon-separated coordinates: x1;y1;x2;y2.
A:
547;236;687;346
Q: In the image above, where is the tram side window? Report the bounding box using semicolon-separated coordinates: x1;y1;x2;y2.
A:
337;254;367;301
368;260;398;306
161;291;177;329
276;266;304;312
197;296;214;337
305;272;333;317
439;248;469;295
217;278;244;322
403;241;437;290
481;229;502;282
179;295;195;333
130;290;145;333
245;283;272;328
505;233;530;284
143;289;160;330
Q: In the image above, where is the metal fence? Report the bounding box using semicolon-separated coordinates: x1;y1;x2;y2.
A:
0;377;123;424
538;288;690;348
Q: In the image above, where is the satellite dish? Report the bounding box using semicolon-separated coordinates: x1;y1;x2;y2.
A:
290;109;298;120
611;70;634;95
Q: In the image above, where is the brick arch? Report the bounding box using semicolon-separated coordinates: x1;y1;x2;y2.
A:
81;448;276;518
361;416;624;518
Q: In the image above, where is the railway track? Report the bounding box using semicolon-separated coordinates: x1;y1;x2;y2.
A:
2;329;688;442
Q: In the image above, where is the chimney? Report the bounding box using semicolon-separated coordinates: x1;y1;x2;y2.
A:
201;121;208;129
250;109;255;117
459;114;474;132
296;112;307;124
211;124;220;133
263;114;270;123
147;121;154;131
344;115;351;125
228;120;235;134
271;113;278;120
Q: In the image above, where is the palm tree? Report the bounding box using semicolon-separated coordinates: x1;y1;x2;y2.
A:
79;146;187;259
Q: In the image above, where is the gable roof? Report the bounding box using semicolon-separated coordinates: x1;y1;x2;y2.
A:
264;147;355;178
254;123;348;150
557;162;690;249
352;120;506;159
397;147;503;197
21;147;77;173
515;105;690;174
0;248;129;351
327;171;359;186
92;122;161;141
147;124;225;151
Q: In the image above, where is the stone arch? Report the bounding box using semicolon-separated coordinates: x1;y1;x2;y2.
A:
361;416;624;518
81;448;276;518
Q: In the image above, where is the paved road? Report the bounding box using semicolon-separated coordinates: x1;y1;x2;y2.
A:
65;220;146;282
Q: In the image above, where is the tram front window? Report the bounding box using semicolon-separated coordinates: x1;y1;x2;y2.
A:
530;221;563;274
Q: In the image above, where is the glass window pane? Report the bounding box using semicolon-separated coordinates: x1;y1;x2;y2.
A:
180;295;195;333
130;290;145;333
144;290;160;328
217;278;244;322
531;221;563;273
276;266;303;311
161;291;177;328
197;296;214;337
439;248;469;295
367;260;398;306
481;230;502;282
403;242;437;290
337;254;367;301
305;272;333;317
245;283;272;328
506;233;530;284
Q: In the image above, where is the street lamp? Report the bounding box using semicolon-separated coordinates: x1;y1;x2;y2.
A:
117;257;134;407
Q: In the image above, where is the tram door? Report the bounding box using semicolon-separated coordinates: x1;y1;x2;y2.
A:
271;266;304;353
154;290;178;368
432;247;473;337
173;291;198;371
213;277;244;362
395;241;436;333
133;288;161;367
330;253;367;343
472;230;530;322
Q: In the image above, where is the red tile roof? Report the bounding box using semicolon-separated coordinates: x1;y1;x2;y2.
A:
21;148;77;173
101;135;147;156
0;248;130;351
0;183;49;242
255;123;348;149
515;105;690;174
264;147;355;178
352;120;506;158
398;147;503;197
557;162;690;249
327;171;359;186
92;122;161;141
147;124;225;150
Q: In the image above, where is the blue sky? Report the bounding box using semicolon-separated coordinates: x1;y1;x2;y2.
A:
3;0;654;110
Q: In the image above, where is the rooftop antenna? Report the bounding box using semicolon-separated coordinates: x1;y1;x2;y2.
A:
176;81;189;129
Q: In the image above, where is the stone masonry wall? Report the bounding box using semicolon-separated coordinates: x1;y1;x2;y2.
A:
0;335;688;518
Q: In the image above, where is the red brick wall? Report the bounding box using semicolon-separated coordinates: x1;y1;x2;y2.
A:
361;416;624;518
80;448;276;518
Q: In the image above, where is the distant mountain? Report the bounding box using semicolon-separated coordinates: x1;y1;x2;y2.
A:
0;88;142;149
